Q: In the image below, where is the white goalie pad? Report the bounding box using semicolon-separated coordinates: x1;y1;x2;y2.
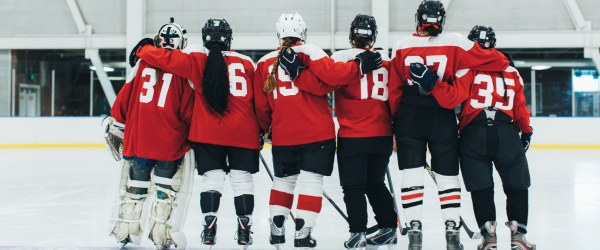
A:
108;159;153;245
145;149;195;249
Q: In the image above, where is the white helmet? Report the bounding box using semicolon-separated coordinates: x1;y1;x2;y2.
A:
276;13;307;42
155;17;188;50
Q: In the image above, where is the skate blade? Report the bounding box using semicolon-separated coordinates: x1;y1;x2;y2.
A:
472;231;482;239
386;244;396;250
274;244;285;250
119;243;128;249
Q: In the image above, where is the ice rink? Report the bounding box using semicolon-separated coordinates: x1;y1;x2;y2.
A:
1;147;599;250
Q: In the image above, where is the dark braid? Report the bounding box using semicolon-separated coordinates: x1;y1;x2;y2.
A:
202;43;230;119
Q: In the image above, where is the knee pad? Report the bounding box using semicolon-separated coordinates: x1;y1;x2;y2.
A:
229;169;254;197
146;149;196;249
201;190;222;213
234;194;254;216
201;169;226;193
272;174;298;194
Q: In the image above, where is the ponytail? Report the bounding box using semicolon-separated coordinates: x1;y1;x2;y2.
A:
202;42;230;118
263;37;301;93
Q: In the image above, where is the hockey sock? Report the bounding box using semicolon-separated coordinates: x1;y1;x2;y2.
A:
201;191;222;215
342;185;368;232
269;175;298;220
435;172;461;223
504;187;528;233
471;186;496;229
401;167;425;223
366;182;398;229
129;158;152;195
296;170;324;229
154;160;179;199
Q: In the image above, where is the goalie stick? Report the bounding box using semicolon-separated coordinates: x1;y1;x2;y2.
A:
424;163;482;239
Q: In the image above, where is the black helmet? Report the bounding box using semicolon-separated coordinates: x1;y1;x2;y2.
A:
468;25;496;49
202;18;233;50
349;14;378;47
415;0;446;33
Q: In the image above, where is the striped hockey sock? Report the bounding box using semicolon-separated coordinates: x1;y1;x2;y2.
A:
401;167;425;223
435;173;461;223
269;175;298;220
295;171;324;229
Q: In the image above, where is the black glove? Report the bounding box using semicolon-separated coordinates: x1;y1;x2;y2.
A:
259;130;265;150
279;47;305;80
354;50;382;75
521;126;533;153
409;63;439;93
129;38;155;67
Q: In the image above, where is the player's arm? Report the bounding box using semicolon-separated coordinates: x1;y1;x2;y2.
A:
253;62;273;133
292;69;340;96
388;49;405;116
136;44;207;84
459;40;509;72
110;60;141;123
430;69;474;109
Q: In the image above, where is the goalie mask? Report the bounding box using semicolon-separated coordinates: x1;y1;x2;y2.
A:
468;25;496;49
202;18;233;50
349;14;378;48
276;13;307;42
155;17;188;50
415;0;446;33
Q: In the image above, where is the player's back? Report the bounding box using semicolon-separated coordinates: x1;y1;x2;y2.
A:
254;48;335;146
111;60;195;161
331;48;392;138
457;67;530;131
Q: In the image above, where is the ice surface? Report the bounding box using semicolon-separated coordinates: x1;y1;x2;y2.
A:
0;148;598;249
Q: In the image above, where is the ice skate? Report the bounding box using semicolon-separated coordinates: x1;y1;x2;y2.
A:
294;219;317;249
407;220;423;250
365;227;397;250
201;216;217;248
477;221;497;250
236;216;253;249
506;221;536;250
344;232;366;250
269;215;286;250
445;220;463;250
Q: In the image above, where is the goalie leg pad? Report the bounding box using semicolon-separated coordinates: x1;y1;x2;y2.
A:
146;149;195;249
109;159;153;245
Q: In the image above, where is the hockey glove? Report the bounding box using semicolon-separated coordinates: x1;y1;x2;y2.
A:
409;63;439;93
129;38;155;67
502;52;516;68
279;47;305;80
521;126;533;153
355;50;382;75
104;117;125;161
263;127;273;145
259;130;265;150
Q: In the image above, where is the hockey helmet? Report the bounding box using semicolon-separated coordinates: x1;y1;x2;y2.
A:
202;18;233;50
349;14;378;47
276;13;307;42
155;17;188;50
468;25;496;49
415;0;446;33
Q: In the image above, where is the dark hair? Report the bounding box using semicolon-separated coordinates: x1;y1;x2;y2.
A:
351;36;370;49
202;42;230;118
264;37;301;93
423;26;440;37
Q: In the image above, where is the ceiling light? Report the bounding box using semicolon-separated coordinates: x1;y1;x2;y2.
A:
532;65;551;70
89;66;115;72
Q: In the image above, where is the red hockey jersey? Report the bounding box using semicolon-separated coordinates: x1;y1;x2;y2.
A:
254;44;345;146
111;60;195;161
137;44;261;149
431;67;532;133
389;33;510;116
328;48;393;138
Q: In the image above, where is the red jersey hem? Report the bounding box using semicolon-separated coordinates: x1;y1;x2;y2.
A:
189;138;260;150
272;135;336;147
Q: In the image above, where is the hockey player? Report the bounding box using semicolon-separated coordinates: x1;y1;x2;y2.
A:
254;13;382;250
107;18;196;249
278;14;397;250
132;19;259;249
388;1;511;249
429;26;535;250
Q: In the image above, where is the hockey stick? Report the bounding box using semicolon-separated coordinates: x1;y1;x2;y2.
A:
424;163;482;239
365;168;409;236
259;152;296;223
